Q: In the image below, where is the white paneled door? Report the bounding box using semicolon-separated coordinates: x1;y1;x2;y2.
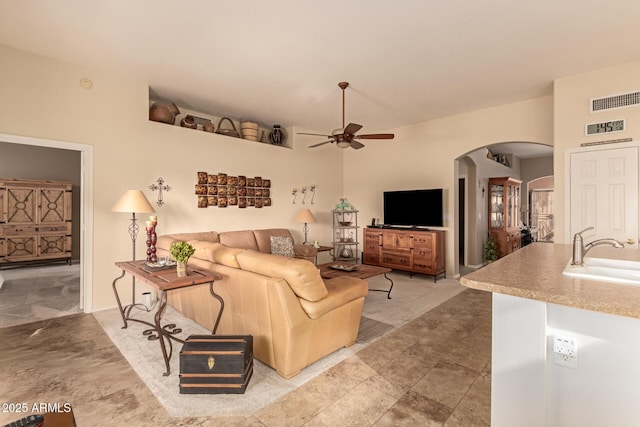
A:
568;143;638;247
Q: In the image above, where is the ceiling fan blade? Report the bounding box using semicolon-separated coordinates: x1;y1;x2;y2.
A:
343;123;363;135
297;132;332;137
308;140;334;148
350;140;365;149
355;133;395;140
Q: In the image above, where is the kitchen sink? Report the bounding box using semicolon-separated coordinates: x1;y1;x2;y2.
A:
563;257;640;286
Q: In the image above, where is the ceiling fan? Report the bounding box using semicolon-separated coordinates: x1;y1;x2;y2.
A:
298;82;394;149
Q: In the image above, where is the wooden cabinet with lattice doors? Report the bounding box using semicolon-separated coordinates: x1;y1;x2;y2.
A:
0;178;72;267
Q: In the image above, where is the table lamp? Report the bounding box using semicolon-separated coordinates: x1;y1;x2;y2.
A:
294;208;316;245
112;190;155;307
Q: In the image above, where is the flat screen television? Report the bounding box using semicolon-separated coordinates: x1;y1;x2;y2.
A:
383;189;443;227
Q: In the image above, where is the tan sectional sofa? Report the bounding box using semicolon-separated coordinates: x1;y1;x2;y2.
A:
156;228;369;379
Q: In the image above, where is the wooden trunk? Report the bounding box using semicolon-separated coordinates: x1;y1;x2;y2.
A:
179;335;253;394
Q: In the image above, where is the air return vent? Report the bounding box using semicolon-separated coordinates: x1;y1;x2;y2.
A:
591;91;640;112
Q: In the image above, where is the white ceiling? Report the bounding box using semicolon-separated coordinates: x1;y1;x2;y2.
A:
2;0;640;141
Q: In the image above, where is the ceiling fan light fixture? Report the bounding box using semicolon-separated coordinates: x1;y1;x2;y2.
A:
300;81;394;149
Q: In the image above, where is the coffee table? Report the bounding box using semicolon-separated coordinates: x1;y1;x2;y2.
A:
317;262;394;299
112;260;223;376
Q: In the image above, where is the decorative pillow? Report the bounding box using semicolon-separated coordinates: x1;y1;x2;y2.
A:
270;236;295;257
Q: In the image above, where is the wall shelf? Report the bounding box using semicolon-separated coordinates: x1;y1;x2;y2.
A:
148;89;292;149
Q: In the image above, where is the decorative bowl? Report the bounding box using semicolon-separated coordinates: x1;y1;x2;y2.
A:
339;221;352;226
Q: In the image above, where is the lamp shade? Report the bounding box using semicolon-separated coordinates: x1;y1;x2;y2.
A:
294;208;316;223
111;190;155;213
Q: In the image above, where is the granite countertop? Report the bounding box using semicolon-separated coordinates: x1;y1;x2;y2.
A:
460;242;640;319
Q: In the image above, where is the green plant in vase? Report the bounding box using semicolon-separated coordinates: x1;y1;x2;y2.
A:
170;241;195;277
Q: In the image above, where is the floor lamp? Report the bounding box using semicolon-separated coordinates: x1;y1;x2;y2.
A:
112;190;155;308
295;208;316;245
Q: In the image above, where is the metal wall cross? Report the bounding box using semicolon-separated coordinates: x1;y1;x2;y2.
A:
149;177;171;207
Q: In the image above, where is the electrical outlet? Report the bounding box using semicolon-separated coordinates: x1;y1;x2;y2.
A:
554;352;578;369
553;335;576;356
553;335;578;369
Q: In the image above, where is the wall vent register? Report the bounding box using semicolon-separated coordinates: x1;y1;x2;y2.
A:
591;91;640;112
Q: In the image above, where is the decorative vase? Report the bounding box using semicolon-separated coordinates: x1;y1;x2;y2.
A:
176;261;188;278
180;115;197;129
269;125;286;145
149;102;180;125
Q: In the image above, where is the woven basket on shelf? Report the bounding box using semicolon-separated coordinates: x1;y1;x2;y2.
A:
215;117;240;138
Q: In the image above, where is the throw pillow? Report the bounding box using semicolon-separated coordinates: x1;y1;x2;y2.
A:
270;236;295;257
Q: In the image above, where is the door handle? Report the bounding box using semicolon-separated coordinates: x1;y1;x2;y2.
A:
627;238;636;245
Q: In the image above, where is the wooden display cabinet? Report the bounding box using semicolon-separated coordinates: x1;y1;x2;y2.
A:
0;178;73;268
488;176;522;259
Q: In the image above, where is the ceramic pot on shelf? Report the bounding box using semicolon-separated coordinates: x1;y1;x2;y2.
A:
180;115;197;129
202;122;215;133
149;102;180;125
269;125;286;145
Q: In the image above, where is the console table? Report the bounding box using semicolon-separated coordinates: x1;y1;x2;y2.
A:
112;260;223;376
363;227;446;281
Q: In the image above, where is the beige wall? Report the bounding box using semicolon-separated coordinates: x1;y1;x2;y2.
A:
344;96;554;275
0;44;344;310
554;59;640;243
4;41;638;305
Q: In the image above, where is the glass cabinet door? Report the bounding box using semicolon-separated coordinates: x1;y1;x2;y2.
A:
506;185;520;229
490;184;504;228
489;177;522;231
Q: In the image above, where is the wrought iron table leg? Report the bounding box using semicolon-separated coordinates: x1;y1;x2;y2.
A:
209;281;224;334
153;291;172;376
112;270;128;328
369;272;394;299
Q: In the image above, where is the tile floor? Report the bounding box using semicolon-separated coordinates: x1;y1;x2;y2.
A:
0;287;491;426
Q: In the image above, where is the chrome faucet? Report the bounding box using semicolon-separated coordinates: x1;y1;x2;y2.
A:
572;226;624;265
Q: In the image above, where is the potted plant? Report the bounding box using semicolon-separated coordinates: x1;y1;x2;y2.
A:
170;241;195;277
484;233;498;264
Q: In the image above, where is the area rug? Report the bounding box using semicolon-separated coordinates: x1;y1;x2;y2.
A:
357;316;395;343
93;272;466;418
0;264;80;328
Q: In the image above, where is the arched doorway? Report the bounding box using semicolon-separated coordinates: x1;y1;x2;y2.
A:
455;142;553;274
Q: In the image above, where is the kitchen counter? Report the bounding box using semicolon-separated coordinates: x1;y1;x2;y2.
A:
460;242;640;319
461;242;640;426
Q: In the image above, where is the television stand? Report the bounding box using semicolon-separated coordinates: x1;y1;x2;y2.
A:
362;227;446;281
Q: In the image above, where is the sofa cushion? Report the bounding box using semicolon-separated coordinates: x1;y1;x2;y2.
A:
299;276;369;319
186;240;221;262
219;230;259;251
270;236;295;257
156;231;219;253
204;243;243;268
236;250;328;302
254;229;295;253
